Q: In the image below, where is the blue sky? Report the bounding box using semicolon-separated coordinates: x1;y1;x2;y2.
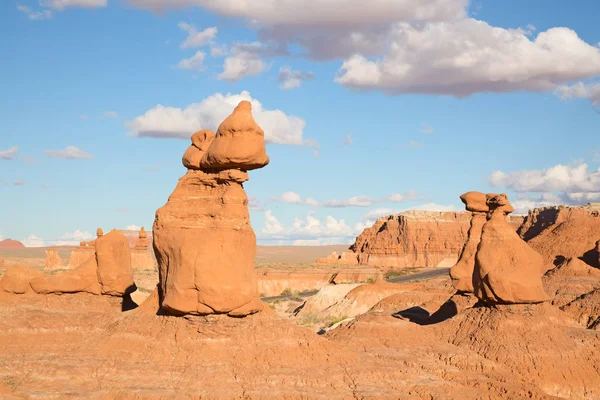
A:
1;0;599;246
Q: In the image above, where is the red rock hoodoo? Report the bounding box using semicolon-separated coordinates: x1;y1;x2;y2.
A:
153;101;268;317
473;194;549;305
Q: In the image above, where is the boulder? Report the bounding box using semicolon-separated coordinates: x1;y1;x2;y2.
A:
30;258;102;295
449;191;488;293
200;101;270;171
0;265;44;294
95;230;135;296
473;194;549;305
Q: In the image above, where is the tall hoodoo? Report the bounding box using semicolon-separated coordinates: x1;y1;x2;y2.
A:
449;191;488;294
473;193;549;305
153;100;268;317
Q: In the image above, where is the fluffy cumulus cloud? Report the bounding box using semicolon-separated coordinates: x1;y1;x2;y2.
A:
127;90;307;145
128;0;600;97
336;22;600;96
270;190;419;208
0;146;19;160
126;225;141;231
556;81;600;107
260;210;356;245
22;234;46;247
490;163;600;212
277;66;315;89
44;146;93;160
175;51;206;71
217;42;280;81
178;22;217;49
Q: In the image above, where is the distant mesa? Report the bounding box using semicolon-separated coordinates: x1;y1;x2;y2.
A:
0;239;25;249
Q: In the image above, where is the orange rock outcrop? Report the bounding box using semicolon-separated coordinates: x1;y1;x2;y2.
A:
317;210;524;269
2;230;135;297
473;194;549;305
44;247;63;271
449;191;488;293
153;101;267;317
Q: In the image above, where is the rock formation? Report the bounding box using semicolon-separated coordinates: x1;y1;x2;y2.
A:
473;194;549;305
449;191;488;293
44;247;63;271
317;210;523;268
518;203;600;269
1;230;136;297
131;227;155;271
67;228;104;269
596;239;600;268
153;101;267;317
0;239;25;249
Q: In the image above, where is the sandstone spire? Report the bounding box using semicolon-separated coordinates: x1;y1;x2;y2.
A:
473;193;549;305
449;191;488;294
134;227;149;250
153;101;268;317
96;228;104;238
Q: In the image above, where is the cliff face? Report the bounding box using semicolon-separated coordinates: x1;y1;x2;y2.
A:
317;210;523;269
522;204;600;268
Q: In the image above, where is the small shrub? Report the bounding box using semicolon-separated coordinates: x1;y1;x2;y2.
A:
280;288;292;296
326;315;349;328
298;312;320;326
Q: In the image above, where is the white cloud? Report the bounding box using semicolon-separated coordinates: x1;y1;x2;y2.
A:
17;5;53;20
322;196;373;208
490;163;600;193
45;146;93;160
511;193;563;215
277;66;315;89
128;0;468;26
260;210;356;244
335;21;600;96
127;90;307;145
13;180;25;186
271;190;419;208
80;115;89;120
556;81;600;106
218;43;268;81
0;146;19;160
22;234;45;247
126;225;141;231
262;210;285;235
210;44;227;57
408;140;424;147
175;51;206;71
102;111;119;119
0;233;3;241
343;133;353;145
420;123;434;134
362;207;400;220
40;0;107;10
178;22;217;49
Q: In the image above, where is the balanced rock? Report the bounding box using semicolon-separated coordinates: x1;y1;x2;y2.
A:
449;191;488;293
199;101;270;171
473;194;549;305
131;227;155;271
153;102;267;317
134;227;149;250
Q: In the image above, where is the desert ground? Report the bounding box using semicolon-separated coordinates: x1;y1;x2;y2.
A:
0;103;599;400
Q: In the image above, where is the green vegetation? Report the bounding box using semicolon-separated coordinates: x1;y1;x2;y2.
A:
298;312;320;326
384;267;421;280
325;315;349;328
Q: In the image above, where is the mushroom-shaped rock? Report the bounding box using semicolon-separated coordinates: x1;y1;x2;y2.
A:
200;101;270;171
449;191;488;293
95;230;135;296
473;193;549;305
